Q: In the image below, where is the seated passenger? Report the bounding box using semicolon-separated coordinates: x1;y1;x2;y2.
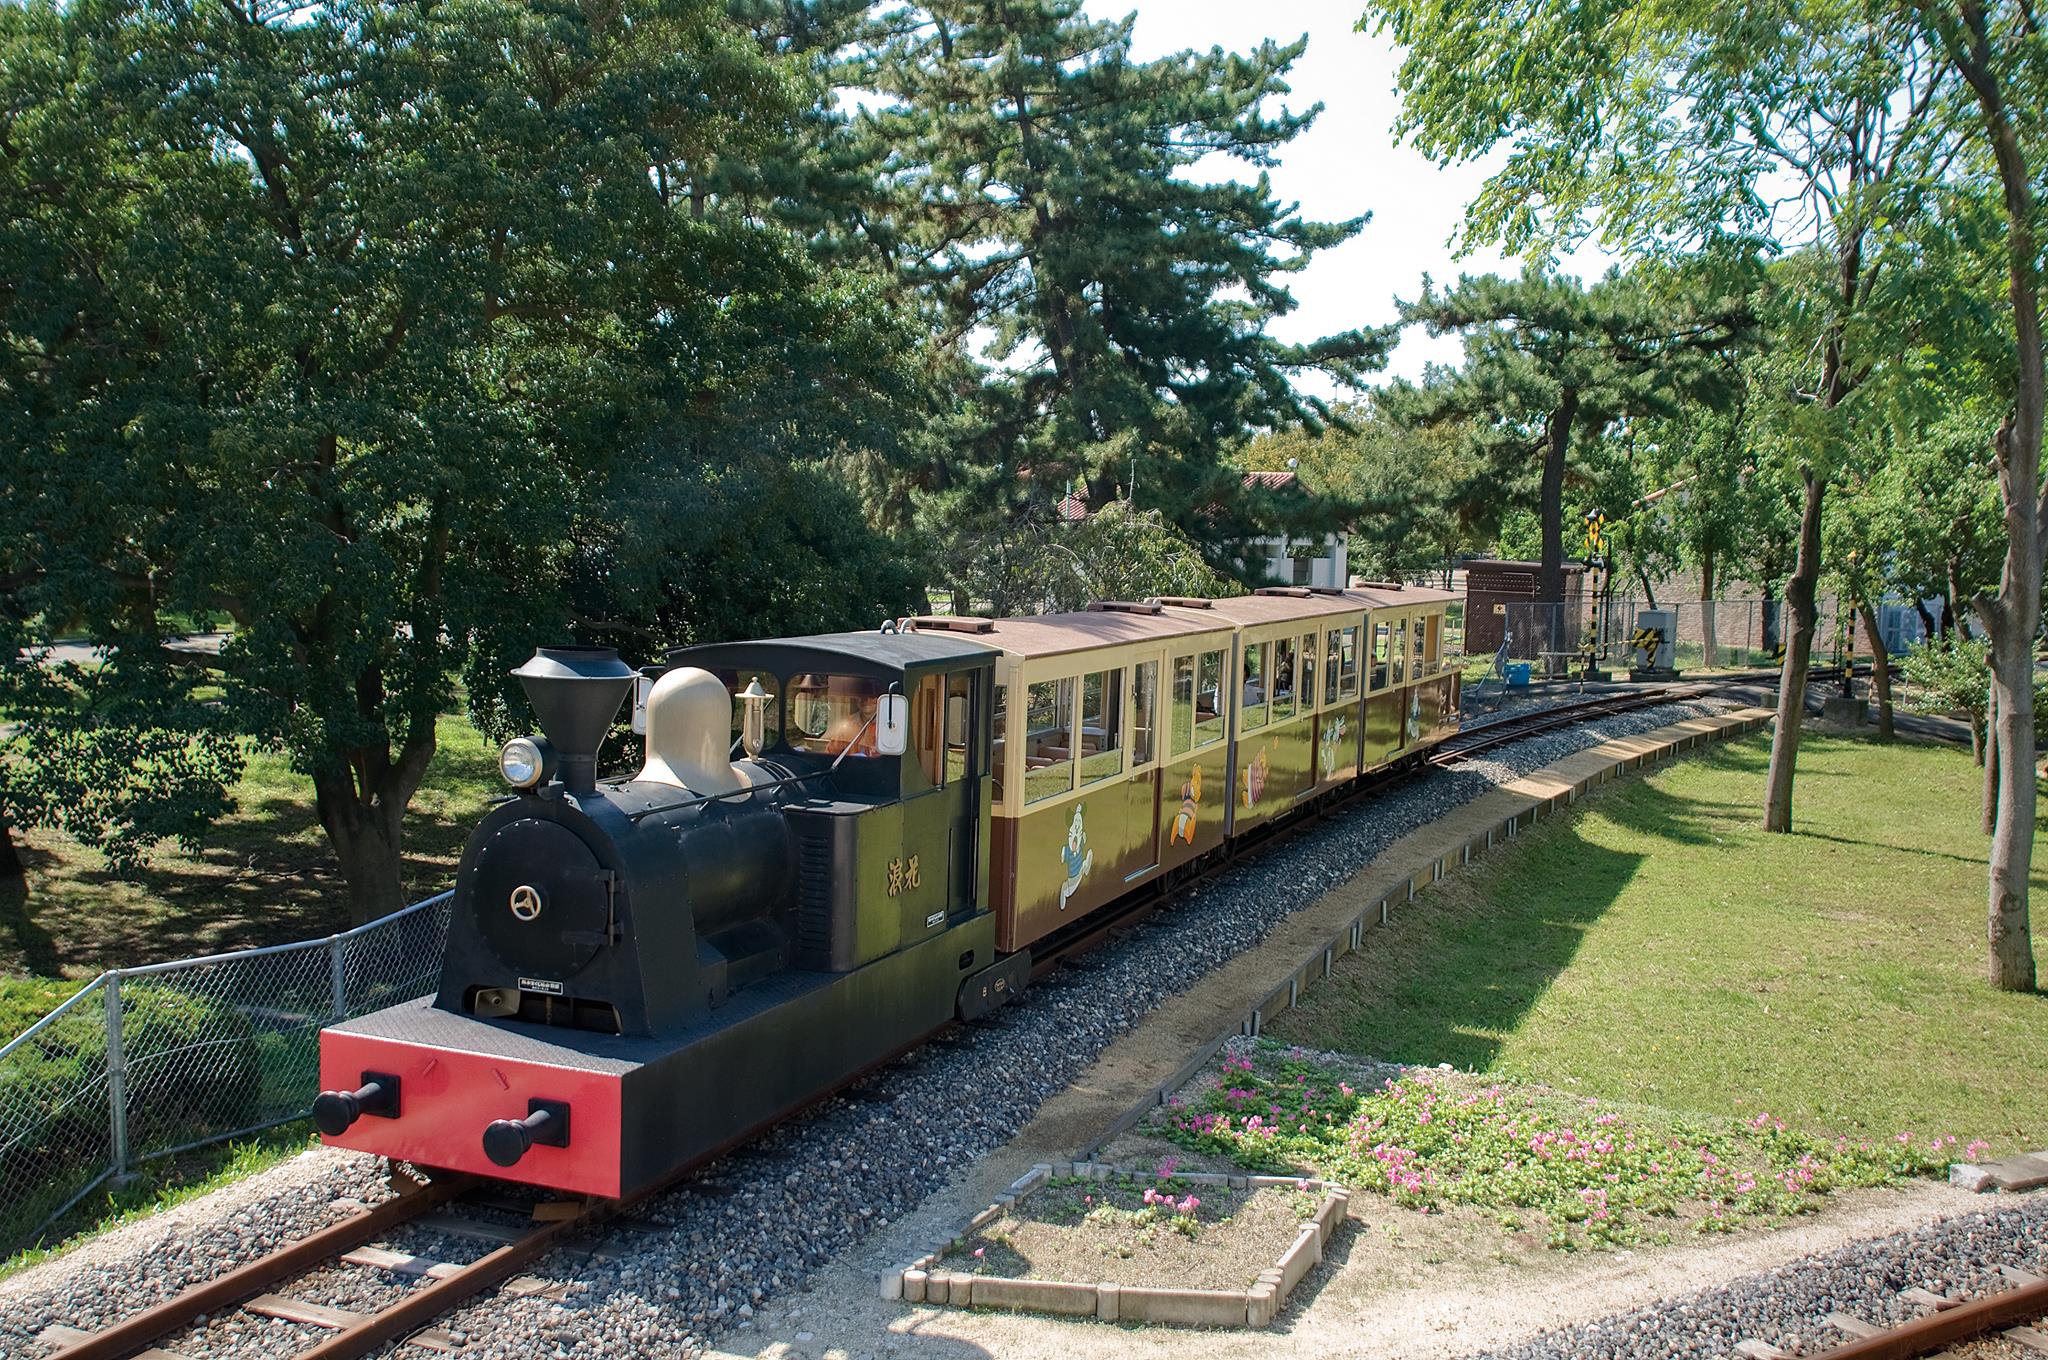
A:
822;699;879;756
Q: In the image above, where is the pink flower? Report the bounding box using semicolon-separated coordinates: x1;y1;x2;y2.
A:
973;1247;985;1259
1967;1139;1991;1160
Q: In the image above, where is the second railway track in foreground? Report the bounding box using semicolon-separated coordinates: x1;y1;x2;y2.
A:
39;680;1747;1360
1736;1263;2048;1360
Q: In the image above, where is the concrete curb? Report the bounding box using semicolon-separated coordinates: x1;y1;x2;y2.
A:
882;1164;1350;1329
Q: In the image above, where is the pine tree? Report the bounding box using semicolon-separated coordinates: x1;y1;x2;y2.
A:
1388;268;1753;616
847;1;1388;579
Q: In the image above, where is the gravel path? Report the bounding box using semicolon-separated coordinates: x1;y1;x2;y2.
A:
0;698;1738;1360
1464;1194;2048;1360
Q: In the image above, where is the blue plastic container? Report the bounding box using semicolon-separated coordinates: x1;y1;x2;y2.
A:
1505;661;1532;686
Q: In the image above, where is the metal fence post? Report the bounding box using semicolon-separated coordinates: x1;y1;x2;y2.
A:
104;970;132;1182
328;934;348;1020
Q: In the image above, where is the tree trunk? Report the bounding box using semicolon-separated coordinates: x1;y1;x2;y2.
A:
0;812;22;882
1950;15;2042;990
311;726;438;925
1912;599;1937;646
1701;549;1719;669
1857;601;1893;740
1947;561;1968;638
1530;391;1578;660
1983;682;1999;835
1764;468;1824;833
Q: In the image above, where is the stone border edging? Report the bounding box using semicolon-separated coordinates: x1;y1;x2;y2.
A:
881;1162;1350;1329
1073;706;1777;1162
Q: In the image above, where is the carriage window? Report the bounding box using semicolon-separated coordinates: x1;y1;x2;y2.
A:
1023;677;1076;803
1132;661;1158;767
1241;641;1269;730
1196;649;1226;746
709;668;782;753
1324;628;1341;700
1079;668;1124;786
991;682;1009;803
1340;626;1360;698
945;672;974;784
1302;632;1319;709
789;673;883;758
1392;620;1408;684
1170;654;1196;756
1272;637;1296;722
1371;622;1390;691
1424;614;1442;671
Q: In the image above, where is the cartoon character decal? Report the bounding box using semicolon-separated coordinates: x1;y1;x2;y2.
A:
1241;746;1270;809
1169;764;1203;844
1318;715;1349;778
1058;805;1095;910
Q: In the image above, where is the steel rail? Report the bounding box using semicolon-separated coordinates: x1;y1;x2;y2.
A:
48;1173;472;1360
1807;1277;2048;1359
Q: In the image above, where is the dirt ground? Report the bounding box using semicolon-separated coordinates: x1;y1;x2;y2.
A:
941;1179;1311;1292
708;1161;1992;1360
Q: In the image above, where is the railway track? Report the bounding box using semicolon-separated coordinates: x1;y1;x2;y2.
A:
1735;1264;2048;1360
38;680;1743;1360
41;1171;623;1360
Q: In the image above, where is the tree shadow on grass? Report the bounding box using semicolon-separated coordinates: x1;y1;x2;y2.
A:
1278;829;1648;1073
3;789;474;976
1278;777;1739;1071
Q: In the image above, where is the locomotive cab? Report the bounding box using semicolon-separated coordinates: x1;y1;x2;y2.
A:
669;630;998;980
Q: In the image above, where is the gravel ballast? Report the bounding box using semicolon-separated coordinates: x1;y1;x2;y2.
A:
1461;1195;2048;1360
0;698;1738;1360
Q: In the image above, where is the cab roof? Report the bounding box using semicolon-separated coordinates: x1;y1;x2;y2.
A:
667;629;996;682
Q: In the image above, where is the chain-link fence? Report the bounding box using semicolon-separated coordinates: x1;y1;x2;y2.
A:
0;892;452;1255
1485;596;1903;675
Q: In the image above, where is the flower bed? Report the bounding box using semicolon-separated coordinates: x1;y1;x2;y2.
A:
885;1160;1350;1328
1151;1043;1965;1251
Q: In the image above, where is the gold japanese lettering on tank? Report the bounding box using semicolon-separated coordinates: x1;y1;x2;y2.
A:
886;853;923;898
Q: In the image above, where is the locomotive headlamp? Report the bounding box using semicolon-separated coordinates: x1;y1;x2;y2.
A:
499;736;556;790
739;677;770;758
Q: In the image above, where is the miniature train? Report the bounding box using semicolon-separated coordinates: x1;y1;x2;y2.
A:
314;584;1461;1198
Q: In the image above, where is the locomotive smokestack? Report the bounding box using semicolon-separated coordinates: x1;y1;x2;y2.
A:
511;646;637;793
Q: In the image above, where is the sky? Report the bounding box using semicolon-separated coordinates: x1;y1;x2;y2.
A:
1113;0;1619;393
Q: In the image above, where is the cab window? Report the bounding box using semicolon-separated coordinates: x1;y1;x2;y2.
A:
945;672;974;784
909;673;944;790
788;673;881;758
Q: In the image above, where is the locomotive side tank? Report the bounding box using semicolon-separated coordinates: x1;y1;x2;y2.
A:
316;632;1011;1198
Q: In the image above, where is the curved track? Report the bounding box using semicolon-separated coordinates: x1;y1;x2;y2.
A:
43;679;1750;1360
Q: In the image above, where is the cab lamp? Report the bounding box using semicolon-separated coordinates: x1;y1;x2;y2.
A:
500;736;557;790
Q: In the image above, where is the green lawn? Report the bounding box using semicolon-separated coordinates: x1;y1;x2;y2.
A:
1269;732;2048;1156
0;710;501;981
